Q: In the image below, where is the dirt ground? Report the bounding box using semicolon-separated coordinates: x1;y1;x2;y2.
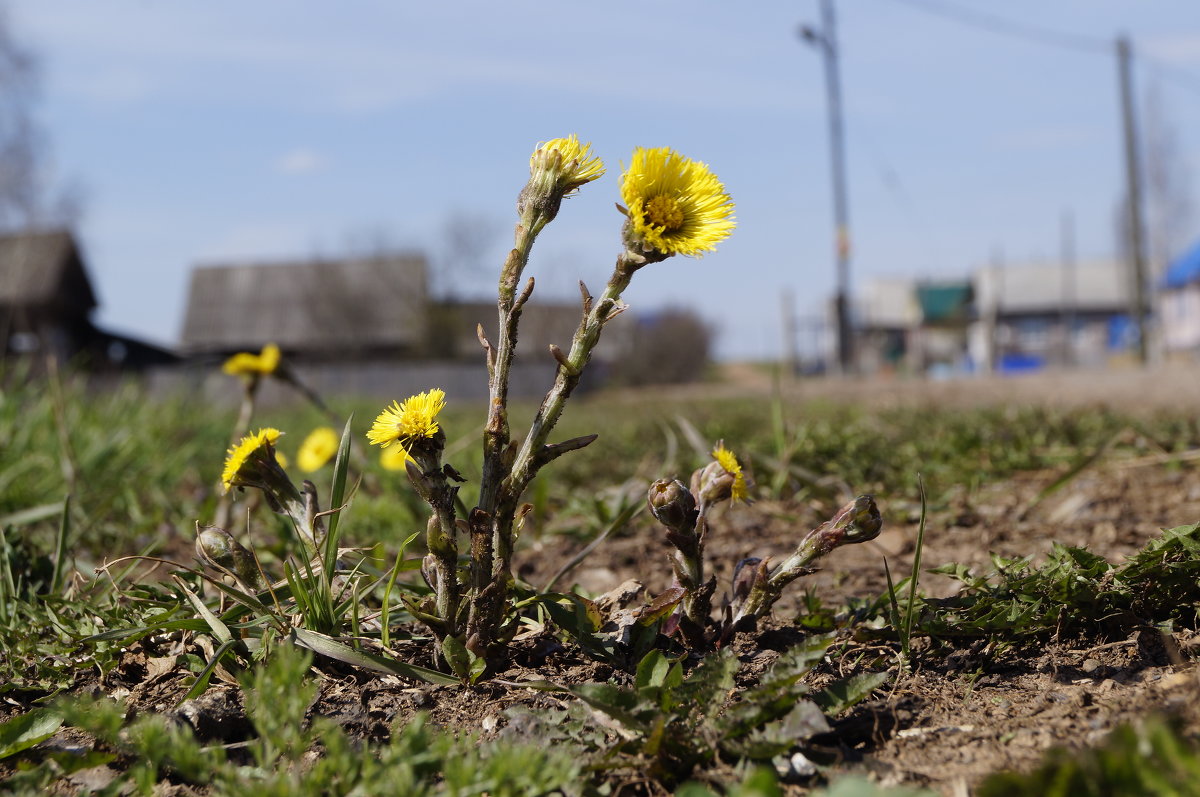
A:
11;364;1200;794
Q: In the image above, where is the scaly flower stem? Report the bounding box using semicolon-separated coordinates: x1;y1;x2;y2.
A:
424;477;462;636
468;250;644;653
679;514;711;624
471;210;547;651
508;251;640;491
732;496;881;627
479;214;543;514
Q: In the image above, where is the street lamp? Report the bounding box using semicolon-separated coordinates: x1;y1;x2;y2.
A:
799;0;854;375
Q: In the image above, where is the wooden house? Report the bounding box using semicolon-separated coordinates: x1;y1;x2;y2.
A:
0;228;176;370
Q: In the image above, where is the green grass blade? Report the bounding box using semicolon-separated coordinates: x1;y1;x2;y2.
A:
324;415;354;573
50;494;70;596
0;502;66;528
290;628;458;685
904;474;928;651
174;638;239;707
175;577;233;646
882;557;907;657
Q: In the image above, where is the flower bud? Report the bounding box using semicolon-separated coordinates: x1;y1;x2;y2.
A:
519;136;605;222
647;478;697;532
731;557;763;604
196;524;262;589
822;494;883;546
690;442;748;509
421;553;440;593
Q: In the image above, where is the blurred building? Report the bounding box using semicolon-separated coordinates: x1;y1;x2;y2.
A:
857;277;971;376
1161;240;1200;357
177;254;653;401
971;259;1132;372
856;260;1133;377
0;228;177;372
857;277;919;374
182;254;430;361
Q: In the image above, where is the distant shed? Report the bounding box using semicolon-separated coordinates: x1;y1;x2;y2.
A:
0;228;176;369
180;254;430;359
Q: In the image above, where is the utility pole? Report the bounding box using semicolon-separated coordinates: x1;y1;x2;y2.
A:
1117;34;1149;365
1060;209;1076;367
800;0;853;375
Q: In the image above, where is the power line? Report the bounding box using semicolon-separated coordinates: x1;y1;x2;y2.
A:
883;0;1110;55
883;0;1200;101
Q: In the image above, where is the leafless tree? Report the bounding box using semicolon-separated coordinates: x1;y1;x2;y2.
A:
0;3;80;231
610;306;714;386
1114;79;1195;277
1143;81;1194;278
437;209;499;299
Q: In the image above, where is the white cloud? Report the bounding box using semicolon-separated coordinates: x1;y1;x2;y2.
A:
274;147;326;176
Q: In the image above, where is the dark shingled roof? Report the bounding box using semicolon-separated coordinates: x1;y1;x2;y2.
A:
0;229;96;312
180;254;429;355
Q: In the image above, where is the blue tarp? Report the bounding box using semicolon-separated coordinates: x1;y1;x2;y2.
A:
1164;240;1200;289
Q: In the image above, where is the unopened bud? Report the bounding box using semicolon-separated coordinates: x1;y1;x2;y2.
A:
690;460;734;507
196;524;261;589
647;478;697;532
830;495;883;545
421;553;440;593
731;557;763;604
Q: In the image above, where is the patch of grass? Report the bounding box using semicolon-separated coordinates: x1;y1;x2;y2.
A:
5;645;582;796
914;521;1200;644
977;714;1200;797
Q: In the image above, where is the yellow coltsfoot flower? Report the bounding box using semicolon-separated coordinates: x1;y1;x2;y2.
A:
367;388;447;451
530;134;605;196
221;428;283;492
520;135;605;225
297;426;338;472
222;343;281;377
620;147;735;258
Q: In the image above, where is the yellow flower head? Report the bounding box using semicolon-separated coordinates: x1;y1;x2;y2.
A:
620;147;735;257
297;426;339;473
712;442;748;503
380;443;414;471
221;428;283;492
222;343;282;377
530;135;605;195
366;388;446;450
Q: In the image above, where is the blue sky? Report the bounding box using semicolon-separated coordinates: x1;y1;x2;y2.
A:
13;1;1200;359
